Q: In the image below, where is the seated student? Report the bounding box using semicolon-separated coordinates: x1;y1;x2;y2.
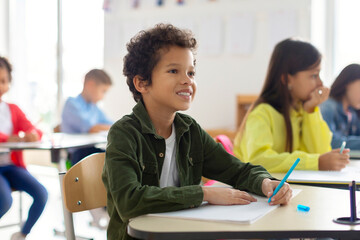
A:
0;56;48;240
61;69;113;165
233;38;350;173
61;68;113;228
320;64;360;150
102;23;292;240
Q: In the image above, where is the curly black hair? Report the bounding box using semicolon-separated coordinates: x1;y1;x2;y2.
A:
123;23;197;102
0;56;12;82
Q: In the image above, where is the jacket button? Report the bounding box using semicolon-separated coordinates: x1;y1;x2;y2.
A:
159;153;164;158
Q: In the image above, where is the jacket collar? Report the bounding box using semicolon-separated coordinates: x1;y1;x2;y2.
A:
132;101;192;138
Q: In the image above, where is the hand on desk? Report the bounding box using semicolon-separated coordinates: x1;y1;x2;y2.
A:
262;178;292;206
202;187;257;205
89;124;111;133
319;148;350;171
7;131;40;142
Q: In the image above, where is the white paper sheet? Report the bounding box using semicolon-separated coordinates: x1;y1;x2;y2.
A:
149;188;301;224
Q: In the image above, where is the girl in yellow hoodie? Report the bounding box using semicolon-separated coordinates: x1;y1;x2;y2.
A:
234;38;350;173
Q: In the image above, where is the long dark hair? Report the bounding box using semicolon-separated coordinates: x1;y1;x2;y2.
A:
240;38;321;152
330;64;360;101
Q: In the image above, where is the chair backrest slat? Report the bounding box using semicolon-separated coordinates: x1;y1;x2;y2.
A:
62;152;106;213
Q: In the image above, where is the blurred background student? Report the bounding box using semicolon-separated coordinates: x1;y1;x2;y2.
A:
60;68;113;165
233;38;350;173
0;56;48;240
321;64;360;150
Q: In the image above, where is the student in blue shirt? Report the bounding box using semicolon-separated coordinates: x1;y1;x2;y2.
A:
321;64;360;150
61;69;113;165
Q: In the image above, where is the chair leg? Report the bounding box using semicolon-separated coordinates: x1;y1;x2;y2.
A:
19;191;23;225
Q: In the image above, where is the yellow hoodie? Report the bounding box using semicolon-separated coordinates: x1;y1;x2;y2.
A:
234;103;332;173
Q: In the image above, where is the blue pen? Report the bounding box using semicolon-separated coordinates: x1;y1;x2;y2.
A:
268;158;300;203
340;141;346;154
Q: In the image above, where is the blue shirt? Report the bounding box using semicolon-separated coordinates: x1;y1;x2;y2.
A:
320;98;360;150
61;94;113;133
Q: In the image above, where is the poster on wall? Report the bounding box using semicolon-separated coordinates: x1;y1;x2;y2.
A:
225;14;255;56
197;16;223;56
268;9;298;50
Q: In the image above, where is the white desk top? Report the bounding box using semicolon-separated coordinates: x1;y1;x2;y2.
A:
271;160;360;186
0;132;107;150
128;185;360;239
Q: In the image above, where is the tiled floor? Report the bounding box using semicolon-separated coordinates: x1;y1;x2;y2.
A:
0;165;107;240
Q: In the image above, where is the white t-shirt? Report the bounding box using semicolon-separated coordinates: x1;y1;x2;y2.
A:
0;101;12;166
159;124;179;188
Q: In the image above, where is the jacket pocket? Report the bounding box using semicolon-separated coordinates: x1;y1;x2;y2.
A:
187;151;203;185
140;159;158;185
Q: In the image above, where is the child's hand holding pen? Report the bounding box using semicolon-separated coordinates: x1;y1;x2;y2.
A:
318;141;350;171
262;178;292;206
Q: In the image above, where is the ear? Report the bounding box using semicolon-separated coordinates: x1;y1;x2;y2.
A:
133;75;148;94
282;74;294;88
84;79;96;89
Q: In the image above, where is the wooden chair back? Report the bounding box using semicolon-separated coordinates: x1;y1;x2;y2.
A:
62;152;107;213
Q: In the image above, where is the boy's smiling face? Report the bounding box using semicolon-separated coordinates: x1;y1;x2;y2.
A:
140;45;196;114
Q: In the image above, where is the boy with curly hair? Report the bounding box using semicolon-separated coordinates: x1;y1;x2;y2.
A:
102;23;292;240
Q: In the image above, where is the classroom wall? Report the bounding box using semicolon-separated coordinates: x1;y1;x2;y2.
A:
103;0;312;131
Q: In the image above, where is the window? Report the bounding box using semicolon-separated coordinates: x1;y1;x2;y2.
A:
8;0;104;133
334;0;360;76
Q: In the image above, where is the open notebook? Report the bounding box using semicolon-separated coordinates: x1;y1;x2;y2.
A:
148;189;301;224
350;150;360;159
287;167;360;184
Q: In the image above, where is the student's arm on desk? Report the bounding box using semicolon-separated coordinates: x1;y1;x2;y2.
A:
318;148;350;171
12;104;43;140
200;126;292;206
202;178;292;206
241;112;349;172
88;124;111;133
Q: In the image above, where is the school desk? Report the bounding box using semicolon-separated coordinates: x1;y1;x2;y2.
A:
127;185;360;240
271;160;360;189
0;132;107;240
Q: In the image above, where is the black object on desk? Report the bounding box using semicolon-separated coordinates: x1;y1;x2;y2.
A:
333;180;360;225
